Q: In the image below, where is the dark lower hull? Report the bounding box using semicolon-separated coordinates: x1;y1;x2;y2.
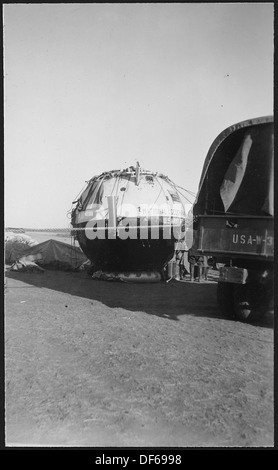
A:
75;226;175;271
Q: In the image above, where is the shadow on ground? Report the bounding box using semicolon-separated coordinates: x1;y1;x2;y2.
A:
5;268;273;328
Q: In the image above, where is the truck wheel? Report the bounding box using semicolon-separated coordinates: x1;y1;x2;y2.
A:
233;284;265;323
217;282;235;318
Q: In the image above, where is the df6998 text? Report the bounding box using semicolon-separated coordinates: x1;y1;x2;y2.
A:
139;455;181;465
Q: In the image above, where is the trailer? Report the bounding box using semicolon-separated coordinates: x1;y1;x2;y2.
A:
191;116;274;322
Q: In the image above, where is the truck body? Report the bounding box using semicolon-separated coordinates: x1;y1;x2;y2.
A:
191;116;274;321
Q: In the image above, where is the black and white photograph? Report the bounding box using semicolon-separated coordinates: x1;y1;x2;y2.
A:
3;3;274;449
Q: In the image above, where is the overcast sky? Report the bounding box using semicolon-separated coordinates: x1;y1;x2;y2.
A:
4;3;273;228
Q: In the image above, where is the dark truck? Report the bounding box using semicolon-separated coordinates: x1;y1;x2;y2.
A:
191;116;274;322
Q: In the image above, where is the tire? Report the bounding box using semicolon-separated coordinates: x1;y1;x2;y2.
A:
217;282;235;318
233;283;267;323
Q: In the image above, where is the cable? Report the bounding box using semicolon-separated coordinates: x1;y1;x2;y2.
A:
147;176;164;211
174;183;196;197
174;186;195;205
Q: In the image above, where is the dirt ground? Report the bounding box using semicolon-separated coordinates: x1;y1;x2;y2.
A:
4;264;274;448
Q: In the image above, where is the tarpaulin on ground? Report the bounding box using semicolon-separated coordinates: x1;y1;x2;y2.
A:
5;233;38;264
5;241;30;264
10;260;45;273
15;239;88;271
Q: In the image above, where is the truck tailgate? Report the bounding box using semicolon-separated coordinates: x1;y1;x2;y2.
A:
197;215;274;259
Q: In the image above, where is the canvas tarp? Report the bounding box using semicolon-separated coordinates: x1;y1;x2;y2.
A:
10;260;45;273
193;116;273;218
5;233;38;264
220;124;273;216
15;239;88;271
5;241;30;264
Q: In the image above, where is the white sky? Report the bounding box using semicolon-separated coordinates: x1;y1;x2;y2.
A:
4;3;273;228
